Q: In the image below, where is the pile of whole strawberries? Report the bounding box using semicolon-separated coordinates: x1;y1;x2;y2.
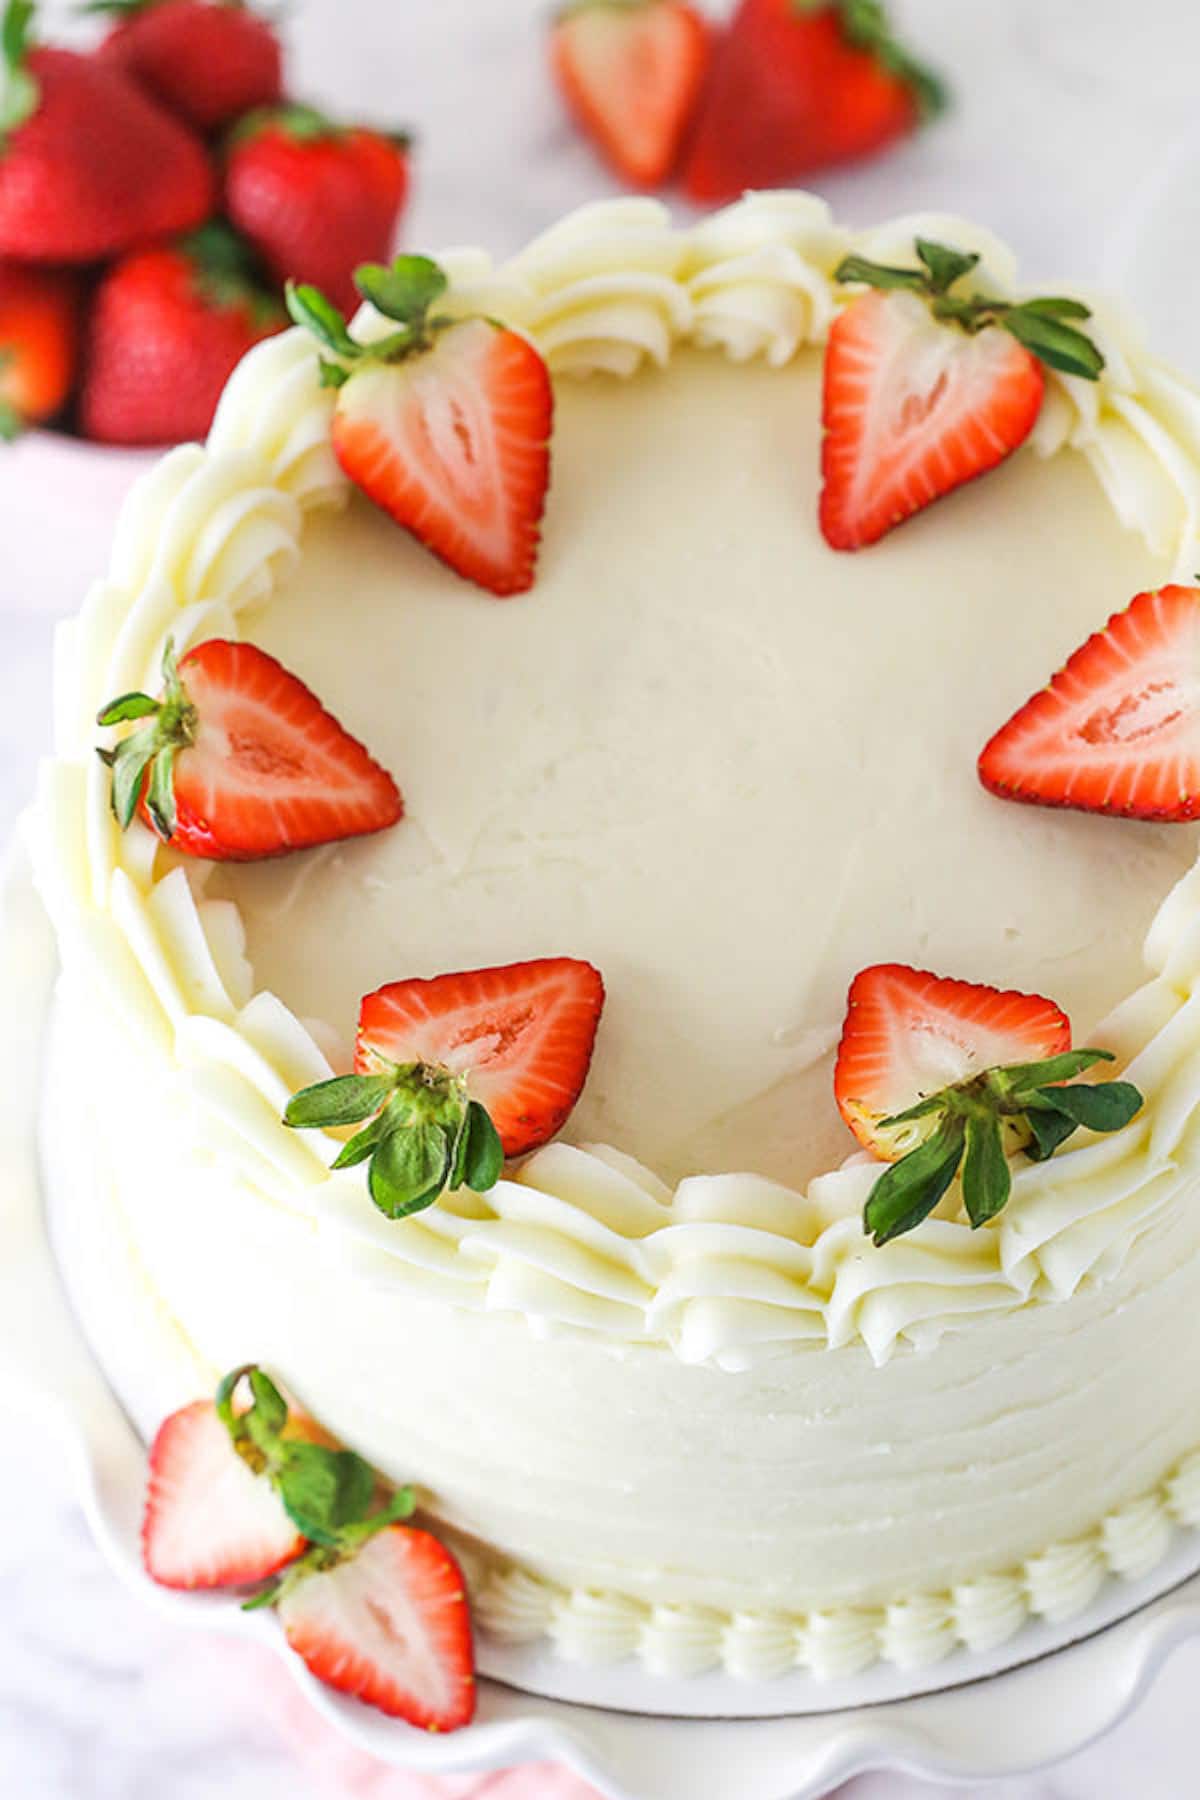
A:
0;0;409;445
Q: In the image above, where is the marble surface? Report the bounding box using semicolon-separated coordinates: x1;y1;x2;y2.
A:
5;0;1200;1793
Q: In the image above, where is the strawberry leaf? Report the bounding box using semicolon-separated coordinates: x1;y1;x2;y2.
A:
284;1072;397;1130
1033;1079;1143;1134
109;734;157;830
835;240;1105;382
284;281;360;359
915;238;980;295
276;1442;377;1547
863;1113;965;1247
961;1110;1010;1226
96;691;159;727
330;1110;392;1170
1002;307;1105;381
368;1120;450;1219
144;741;177;841
1024;1104;1079;1162
834;253;928;294
461;1100;504;1193
354;255;447;328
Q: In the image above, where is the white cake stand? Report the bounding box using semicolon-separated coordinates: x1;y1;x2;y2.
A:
7;831;1200;1800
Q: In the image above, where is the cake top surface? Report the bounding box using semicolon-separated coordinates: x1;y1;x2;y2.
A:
223;344;1185;1189
36;193;1200;1367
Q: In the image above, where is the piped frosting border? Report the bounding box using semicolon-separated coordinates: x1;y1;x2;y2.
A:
30;192;1200;1372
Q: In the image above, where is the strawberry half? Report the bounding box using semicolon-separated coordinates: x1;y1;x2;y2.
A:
821;289;1044;551
97;637;403;861
357;958;606;1158
835;963;1071;1162
279;1525;475;1732
143;1399;306;1590
979;585;1200;822
284;957;605;1218
835;963;1142;1247
549;0;711;189
681;0;944;203
288;255;553;598
819;239;1105;551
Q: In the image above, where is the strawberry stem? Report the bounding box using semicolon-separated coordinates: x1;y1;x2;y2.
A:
209;1363;419;1613
284;1062;504;1219
286;254;456;388
835;239;1105;381
862;1046;1143;1246
96;637;198;840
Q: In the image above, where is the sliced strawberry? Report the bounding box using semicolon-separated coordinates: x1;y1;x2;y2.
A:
357;958;605;1158
834;963;1071;1161
820;288;1045;551
550;0;711;189
279;1525;475;1731
98;638;403;861
333;317;552;599
979;585;1200;822
142;1399;306;1590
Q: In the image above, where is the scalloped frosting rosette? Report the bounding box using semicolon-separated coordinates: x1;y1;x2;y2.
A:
28;194;1200;1684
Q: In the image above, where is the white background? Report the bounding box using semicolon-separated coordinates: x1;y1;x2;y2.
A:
6;1;1200;1794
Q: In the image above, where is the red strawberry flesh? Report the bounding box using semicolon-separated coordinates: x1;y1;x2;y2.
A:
835;963;1071;1160
357;958;605;1157
142;1399;305;1590
820;289;1045;551
332;317;553;598
279;1525;475;1731
979;585;1200;822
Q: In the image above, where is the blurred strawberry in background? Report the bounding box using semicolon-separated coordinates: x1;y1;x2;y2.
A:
0;262;77;435
549;0;711;187
682;0;945;200
550;0;945;200
0;0;214;260
0;0;411;446
80;223;283;444
225;106;411;312
93;0;284;133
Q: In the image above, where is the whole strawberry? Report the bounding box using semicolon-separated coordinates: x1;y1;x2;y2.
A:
681;0;945;203
81;223;284;445
96;0;283;135
225;105;410;314
0;0;215;262
0;262;77;436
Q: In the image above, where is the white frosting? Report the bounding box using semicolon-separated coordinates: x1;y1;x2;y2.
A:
29;195;1200;1684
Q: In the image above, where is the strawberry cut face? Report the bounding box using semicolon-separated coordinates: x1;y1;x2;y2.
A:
820;290;1045;551
980;585;1200;820
121;640;403;860
357;958;606;1158
835;963;1071;1162
279;1525;475;1731
332;318;553;598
